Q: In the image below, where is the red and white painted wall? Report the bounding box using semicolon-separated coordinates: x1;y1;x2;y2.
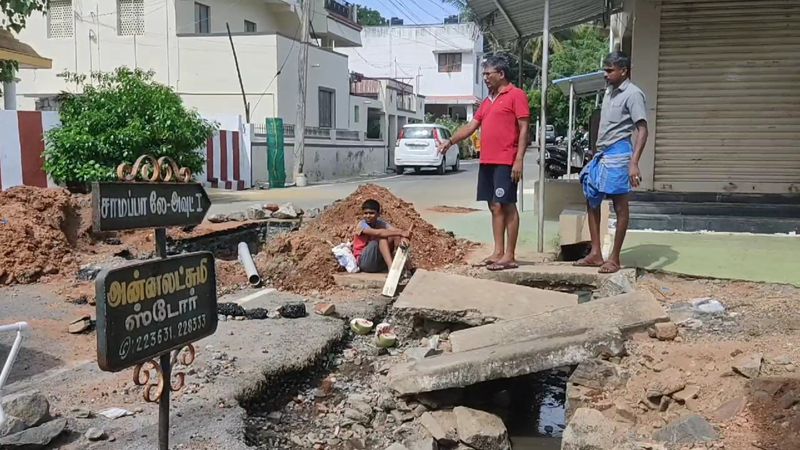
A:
0;111;253;191
195;115;253;191
0;111;60;190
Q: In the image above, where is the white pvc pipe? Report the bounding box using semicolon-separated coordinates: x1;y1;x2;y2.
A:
0;322;30;426
536;0;550;253
237;242;261;287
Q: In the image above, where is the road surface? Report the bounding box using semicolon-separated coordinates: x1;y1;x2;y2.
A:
208;158;542;217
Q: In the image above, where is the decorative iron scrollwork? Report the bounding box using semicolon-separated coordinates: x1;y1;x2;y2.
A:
117;154;193;183
133;344;196;403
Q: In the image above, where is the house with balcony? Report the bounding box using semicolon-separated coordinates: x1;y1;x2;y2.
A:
350;74;425;168
340;21;487;122
9;0;362;128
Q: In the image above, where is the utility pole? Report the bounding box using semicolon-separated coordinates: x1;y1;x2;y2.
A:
226;22;250;123
294;0;312;186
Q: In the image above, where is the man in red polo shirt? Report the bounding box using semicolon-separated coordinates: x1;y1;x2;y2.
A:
438;55;530;271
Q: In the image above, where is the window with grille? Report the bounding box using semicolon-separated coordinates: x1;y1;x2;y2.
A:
47;0;74;39
245;20;257;33
438;53;462;73
118;0;145;36
195;3;210;34
319;88;335;128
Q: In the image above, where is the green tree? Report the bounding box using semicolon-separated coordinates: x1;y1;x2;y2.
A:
528;25;608;134
44;68;216;185
0;0;47;95
356;5;387;26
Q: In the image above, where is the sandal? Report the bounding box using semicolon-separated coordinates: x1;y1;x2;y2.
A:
472;258;497;268
599;261;620;274
486;262;519;271
573;257;604;267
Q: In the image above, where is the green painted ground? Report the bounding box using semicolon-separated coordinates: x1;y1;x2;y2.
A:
425;210;800;286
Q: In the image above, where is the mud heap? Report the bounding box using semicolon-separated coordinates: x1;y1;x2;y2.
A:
255;184;470;293
0;186;82;284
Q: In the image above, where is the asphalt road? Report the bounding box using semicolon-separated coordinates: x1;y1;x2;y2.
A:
207;158;542;217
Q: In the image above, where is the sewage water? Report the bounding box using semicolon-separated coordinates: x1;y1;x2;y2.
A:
451;368;570;449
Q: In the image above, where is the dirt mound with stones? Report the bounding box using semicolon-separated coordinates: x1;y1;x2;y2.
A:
0;186;82;284
255;184;470;293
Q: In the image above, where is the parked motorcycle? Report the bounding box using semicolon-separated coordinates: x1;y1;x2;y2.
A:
543;145;568;179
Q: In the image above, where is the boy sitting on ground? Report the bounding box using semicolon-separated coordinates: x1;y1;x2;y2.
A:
352;199;410;273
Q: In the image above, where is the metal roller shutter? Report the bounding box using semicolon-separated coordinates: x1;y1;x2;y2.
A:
654;0;800;194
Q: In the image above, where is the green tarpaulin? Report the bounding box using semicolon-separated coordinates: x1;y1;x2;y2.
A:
266;118;286;188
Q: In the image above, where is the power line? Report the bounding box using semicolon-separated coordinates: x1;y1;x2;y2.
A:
379;0;464;49
251;20;303;116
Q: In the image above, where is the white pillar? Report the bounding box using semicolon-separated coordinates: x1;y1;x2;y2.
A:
3;80;17;110
536;0;550;253
466;104;474;121
567;83;575;176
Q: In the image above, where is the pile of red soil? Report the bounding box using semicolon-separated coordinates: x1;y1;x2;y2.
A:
255;184;471;293
0;186;81;284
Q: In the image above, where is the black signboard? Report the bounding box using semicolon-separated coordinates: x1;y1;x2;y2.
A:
91;182;211;232
95;252;218;372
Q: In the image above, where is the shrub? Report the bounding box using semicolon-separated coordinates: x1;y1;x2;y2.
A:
44;68;216;184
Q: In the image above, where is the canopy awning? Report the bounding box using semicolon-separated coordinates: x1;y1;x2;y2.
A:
553;71;606;97
466;0;622;42
0;29;52;69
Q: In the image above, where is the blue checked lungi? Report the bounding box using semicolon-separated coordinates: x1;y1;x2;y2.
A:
579;139;632;209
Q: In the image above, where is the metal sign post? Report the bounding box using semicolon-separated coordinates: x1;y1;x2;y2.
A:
93;155;217;450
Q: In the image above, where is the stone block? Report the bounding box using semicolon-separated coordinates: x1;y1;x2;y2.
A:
450;291;667;353
394;270;577;328
389;328;625;395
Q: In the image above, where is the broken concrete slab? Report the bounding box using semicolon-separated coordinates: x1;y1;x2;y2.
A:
334;272;387;290
419;411;458;446
388;328;625;395
0;418;66;448
453;407;510;450
653;414;718;444
477;263;636;298
393;270;577;327
562;408;625;450
569;358;629;391
450;291;667;353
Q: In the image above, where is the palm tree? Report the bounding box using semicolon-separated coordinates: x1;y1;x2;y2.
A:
528;33;565;66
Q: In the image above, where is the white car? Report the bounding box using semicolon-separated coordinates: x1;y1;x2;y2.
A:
394;124;460;175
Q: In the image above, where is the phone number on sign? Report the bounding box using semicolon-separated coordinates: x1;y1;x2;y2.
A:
118;314;208;361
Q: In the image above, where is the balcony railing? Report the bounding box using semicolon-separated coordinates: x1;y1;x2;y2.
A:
280;124;362;141
350;78;382;98
324;0;356;22
396;93;417;113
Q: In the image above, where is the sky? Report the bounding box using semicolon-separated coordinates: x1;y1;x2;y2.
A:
355;0;461;25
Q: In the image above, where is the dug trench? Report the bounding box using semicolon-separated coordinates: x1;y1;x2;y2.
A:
235;266;800;450
236;273;619;450
3;185;800;450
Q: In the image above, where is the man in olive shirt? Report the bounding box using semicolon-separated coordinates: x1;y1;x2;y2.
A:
576;51;649;274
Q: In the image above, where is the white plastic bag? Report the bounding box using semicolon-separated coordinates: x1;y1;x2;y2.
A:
332;242;359;273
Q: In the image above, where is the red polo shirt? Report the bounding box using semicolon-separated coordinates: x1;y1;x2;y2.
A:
474;84;530;166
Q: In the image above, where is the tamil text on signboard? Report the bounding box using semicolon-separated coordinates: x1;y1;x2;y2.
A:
95;252;218;372
92;182;211;231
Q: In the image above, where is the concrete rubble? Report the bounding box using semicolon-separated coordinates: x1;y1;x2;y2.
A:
449;291;668;352
561;408;625;450
393;269;578;328
477;263;637;298
388;328;625;395
453;406;510;449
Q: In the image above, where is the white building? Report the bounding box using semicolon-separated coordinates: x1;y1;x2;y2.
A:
341;22;487;122
9;0;366;129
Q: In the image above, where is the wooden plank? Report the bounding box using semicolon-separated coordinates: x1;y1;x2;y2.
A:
382;246;408;297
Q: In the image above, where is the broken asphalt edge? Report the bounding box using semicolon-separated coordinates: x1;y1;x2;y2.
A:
24;294;392;450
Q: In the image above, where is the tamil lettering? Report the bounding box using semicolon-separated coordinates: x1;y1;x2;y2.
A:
91;182;211;231
95;252;217;372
